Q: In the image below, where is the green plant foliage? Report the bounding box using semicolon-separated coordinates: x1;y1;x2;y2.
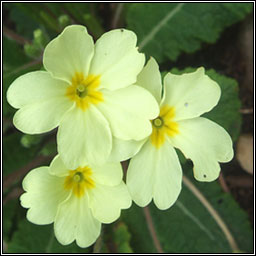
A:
3;133;41;177
3;37;30;72
4;3;40;39
121;206;156;253
13;3;59;33
7;219;90;253
3;199;20;242
39;140;58;157
170;68;241;142
113;222;133;253
126;3;252;63
3;2;252;253
122;164;253;253
20;135;43;149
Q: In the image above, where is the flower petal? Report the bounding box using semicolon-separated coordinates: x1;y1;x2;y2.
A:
20;167;69;225
108;137;147;162
162;68;221;121
136;57;162;103
7;71;70;108
43;25;94;83
169;117;234;182
152;142;182;210
49;155;70;177
58;106;112;169
89;29;145;90
13;98;73;134
98;86;159;140
127;141;154;207
54;194;101;247
127;140;182;209
91;162;123;187
88;182;132;223
7;71;73;134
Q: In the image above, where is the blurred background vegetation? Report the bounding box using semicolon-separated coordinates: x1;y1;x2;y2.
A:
3;3;253;253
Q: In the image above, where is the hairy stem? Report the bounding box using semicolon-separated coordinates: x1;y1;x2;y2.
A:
143;206;164;253
182;175;239;252
218;172;230;193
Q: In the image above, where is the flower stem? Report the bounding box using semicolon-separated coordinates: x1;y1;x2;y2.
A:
3;26;31;45
111;3;124;29
93;226;104;253
143;206;164;253
182;175;239;252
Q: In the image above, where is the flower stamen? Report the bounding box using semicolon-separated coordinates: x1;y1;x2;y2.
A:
150;105;179;148
76;84;87;98
64;166;95;198
66;72;103;111
152;117;163;128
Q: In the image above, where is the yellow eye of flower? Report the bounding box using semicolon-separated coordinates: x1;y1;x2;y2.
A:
150;105;179;148
64;166;95;198
66;72;103;111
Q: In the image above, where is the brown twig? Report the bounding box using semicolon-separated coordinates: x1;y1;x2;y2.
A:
93;227;104;253
3;26;31;45
111;3;124;29
143;206;164;253
239;108;253;114
121;160;129;182
218;172;230;193
3;155;52;191
3;58;42;79
3;187;23;205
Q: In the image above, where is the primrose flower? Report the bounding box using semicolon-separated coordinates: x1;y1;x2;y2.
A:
7;25;159;169
20;155;131;248
127;58;234;210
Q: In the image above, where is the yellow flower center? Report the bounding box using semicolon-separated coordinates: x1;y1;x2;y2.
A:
66;72;103;111
152;117;163;127
64;166;95;198
150;105;179;148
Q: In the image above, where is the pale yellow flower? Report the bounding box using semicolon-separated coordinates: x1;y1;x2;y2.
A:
127;58;234;210
7;25;159;169
20;155;131;247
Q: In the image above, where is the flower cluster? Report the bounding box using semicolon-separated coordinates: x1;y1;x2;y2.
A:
7;25;233;247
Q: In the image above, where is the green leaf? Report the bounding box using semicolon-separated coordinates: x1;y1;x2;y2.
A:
4;3;41;39
3;132;40;177
7;219;90;253
10;3;59;34
126;3;252;63
121;206;156;253
3;199;20;241
3;37;30;72
62;3;91;23
122;164;253;253
113;222;133;253
170;68;241;142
